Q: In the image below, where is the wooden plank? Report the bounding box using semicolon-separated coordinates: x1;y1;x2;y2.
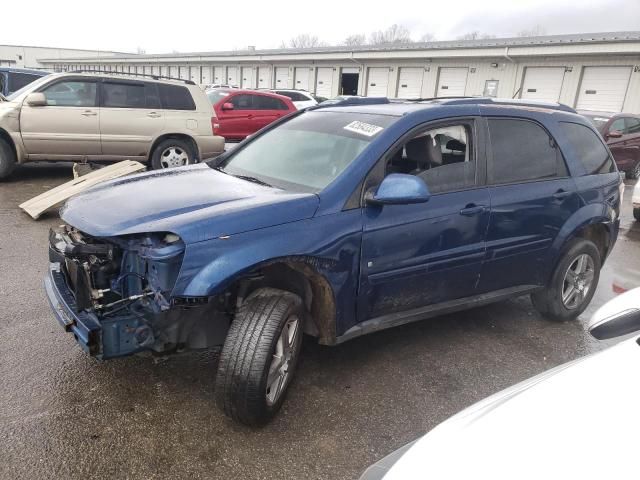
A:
19;160;146;220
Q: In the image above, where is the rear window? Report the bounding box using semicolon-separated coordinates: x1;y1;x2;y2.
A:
158;84;196;110
560;122;616;175
488;119;567;184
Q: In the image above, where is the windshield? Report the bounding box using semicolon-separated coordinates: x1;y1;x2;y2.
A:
213;111;397;192
6;75;51;101
207;89;231;105
583;114;612;132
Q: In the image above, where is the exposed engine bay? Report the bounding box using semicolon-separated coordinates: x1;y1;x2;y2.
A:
48;225;229;359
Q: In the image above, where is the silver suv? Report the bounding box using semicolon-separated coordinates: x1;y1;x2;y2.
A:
0;72;224;179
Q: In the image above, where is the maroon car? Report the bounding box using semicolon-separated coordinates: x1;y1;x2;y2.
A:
206;89;296;141
580;110;640;179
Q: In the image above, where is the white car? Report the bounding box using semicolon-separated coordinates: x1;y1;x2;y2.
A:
633;179;640;221
360;287;640;480
270;89;318;109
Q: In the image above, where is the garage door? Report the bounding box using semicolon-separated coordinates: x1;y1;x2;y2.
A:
241;67;254;88
576;66;632;112
258;66;271;88
397;67;424;98
437;68;468;97
179;66;190;80
201;66;212;84
275;67;289;88
227;67;239;86
189;66;200;83
213;66;224;84
294;67;311;91
315;67;333;98
169;66;179;78
366;68;389;96
521;67;565;101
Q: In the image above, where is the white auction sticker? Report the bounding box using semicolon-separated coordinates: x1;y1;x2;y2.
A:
343;121;384;137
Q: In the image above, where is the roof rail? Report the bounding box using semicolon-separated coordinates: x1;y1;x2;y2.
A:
68;69;196;85
433;97;576;113
317;96;390;107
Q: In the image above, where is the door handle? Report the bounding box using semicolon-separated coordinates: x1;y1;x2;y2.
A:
552;189;571;200
81;110;97;117
459;204;487;216
147;112;161;118
247;114;254;119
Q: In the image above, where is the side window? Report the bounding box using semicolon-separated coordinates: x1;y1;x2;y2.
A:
560;122;616;175
102;82;146;108
254;95;288;110
385;124;475;194
158;84;196;110
42;81;97;107
230;94;254;110
144;83;162;109
625;118;640;134
488;119;567;184
8;73;41;94
609;118;626;134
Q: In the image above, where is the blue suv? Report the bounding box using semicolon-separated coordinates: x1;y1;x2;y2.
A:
45;97;621;425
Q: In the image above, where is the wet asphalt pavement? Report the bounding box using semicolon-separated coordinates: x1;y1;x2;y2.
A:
1;163;639;480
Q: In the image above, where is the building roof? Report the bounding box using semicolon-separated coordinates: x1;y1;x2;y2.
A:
36;31;640;62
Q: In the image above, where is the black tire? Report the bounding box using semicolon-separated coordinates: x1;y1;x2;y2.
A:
531;238;601;322
150;138;196;170
214;288;304;426
0;138;17;180
626;162;640;180
634;208;640;222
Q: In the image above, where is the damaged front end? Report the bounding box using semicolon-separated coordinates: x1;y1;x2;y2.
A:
45;225;229;359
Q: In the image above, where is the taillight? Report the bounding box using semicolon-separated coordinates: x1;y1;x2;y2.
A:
211;116;219;135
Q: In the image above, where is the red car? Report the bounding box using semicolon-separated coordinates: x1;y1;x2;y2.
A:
580;110;640;179
206;89;296;141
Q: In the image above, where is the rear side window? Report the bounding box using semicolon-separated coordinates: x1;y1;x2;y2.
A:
626;118;640;134
230;94;254;110
102;81;146;108
560;122;616;175
488;119;567;184
8;72;41;94
158;84;196;110
254;95;289;110
276;91;307;102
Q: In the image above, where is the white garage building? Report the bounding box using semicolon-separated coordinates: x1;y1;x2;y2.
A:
37;31;640;113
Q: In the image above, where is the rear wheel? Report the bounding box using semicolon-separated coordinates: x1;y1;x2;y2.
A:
531;238;601;321
150;138;196;169
214;288;304;426
0;138;16;180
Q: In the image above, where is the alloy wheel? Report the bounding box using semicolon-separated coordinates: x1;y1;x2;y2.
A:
160;146;190;168
265;315;300;406
562;253;595;309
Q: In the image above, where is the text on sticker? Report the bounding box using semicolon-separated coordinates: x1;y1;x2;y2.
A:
344;121;384;137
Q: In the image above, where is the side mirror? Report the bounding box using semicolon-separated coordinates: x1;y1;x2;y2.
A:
221;102;234;110
25;92;46;107
606;130;623;139
366;173;431;206
588;287;640;340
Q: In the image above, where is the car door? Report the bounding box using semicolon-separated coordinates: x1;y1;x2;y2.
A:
251;94;289;132
215;93;254;140
99;80;165;158
358;119;490;321
19;78;101;157
605;117;631;171
623;117;640;176
477;116;580;293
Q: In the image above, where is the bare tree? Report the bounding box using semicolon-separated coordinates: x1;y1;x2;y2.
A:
456;31;495;40
280;34;326;49
420;33;436;42
517;25;547;37
136;46;146;54
343;34;367;46
369;24;412;45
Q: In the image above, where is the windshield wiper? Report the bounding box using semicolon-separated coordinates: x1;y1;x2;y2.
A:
232;174;273;187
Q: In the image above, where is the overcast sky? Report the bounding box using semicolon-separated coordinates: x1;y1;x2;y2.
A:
4;0;640;53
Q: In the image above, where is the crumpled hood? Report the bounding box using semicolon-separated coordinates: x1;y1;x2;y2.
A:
382;336;640;479
61;164;319;244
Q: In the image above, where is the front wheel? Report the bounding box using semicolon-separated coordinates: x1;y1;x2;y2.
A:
214;288;304;426
531;238;601;321
0;138;17;180
627;162;640;180
150;138;196;169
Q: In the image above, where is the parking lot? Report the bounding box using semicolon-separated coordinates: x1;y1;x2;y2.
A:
0;163;639;480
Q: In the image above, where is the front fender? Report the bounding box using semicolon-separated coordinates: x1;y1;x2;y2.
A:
173;210;364;336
